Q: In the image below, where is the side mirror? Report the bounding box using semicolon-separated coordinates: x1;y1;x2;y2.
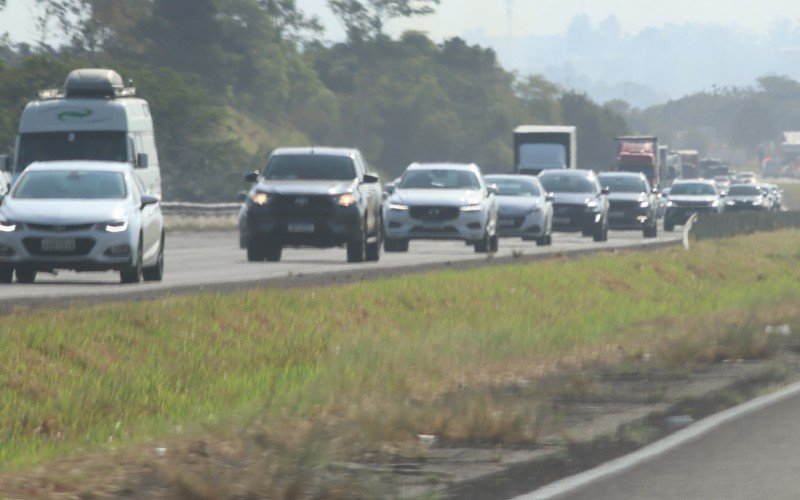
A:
652;187;660;195
362;173;379;184
384;183;396;195
244;171;260;183
487;184;499;196
0;194;5;204
136;153;149;169
237;191;248;202
601;187;611;195
545;193;555;202
0;154;9;173
141;194;160;208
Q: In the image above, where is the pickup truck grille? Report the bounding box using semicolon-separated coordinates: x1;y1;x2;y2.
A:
409;206;460;221
271;195;335;217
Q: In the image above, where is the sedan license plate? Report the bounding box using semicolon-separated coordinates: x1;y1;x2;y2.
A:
553;217;570;225
41;238;76;252
287;223;315;234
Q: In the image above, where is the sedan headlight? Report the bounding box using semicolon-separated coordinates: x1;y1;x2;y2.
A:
460;204;483;212
639;201;650;208
726;200;736;206
585;200;599;210
250;191;269;206
388;203;409;211
0;219;18;232
710;200;719;208
666;200;674;207
338;193;357;207
97;220;129;233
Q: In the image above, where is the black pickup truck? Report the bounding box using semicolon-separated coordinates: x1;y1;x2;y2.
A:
240;147;383;263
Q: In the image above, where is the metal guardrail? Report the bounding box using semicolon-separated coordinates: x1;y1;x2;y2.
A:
691;211;800;241
160;202;240;215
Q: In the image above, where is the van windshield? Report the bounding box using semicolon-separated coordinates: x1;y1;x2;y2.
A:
15;132;128;173
13;170;128;199
519;144;567;170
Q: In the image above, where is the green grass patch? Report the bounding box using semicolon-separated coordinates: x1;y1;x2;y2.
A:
779;183;800;211
2;231;800;468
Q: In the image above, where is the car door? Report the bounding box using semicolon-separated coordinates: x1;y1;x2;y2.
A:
131;172;161;263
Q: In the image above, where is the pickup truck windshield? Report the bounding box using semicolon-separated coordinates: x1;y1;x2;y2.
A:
15;132;128;173
264;155;356;181
13;170;127;199
398;169;480;190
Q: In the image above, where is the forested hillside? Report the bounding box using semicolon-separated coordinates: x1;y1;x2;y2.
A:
0;0;629;200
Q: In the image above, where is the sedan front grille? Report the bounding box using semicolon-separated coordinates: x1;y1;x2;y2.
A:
409;206;460;221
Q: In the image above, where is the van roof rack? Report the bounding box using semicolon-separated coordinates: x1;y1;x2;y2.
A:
37;68;137;100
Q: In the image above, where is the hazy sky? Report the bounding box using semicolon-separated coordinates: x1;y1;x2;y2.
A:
2;0;800;44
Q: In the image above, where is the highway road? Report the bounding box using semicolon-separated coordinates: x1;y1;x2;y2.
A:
557;390;800;500
0;228;681;307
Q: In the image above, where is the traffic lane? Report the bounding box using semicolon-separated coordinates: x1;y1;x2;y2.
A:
562;391;800;500
0;228;682;302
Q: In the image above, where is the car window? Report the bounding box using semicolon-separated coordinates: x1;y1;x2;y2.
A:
670;183;717;196
729;185;760;196
539;174;599;194
599;176;648;193
13;170;128;199
264;155;357;181
398;169;480;190
486;178;541;196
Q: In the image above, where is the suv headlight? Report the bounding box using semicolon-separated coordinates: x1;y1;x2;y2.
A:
97;220;129;233
461;204;482;212
0;219;18;232
250;191;269;205
585;200;599;210
639;201;650;208
338;193;357;207
388;203;409;211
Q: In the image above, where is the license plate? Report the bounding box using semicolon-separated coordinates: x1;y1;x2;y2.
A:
609;210;625;218
422;223;444;230
287;223;315;234
553;217;570;225
41;238;76;252
499;219;517;227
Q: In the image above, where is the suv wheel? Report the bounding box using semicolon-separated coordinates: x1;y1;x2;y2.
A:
474;230;491;253
365;224;381;262
143;232;165;282
16;267;36;284
246;237;266;262
0;265;13;284
593;220;608;242
264;242;283;262
347;229;366;263
664;221;675;232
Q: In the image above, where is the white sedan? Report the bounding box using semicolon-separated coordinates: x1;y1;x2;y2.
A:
484;174;553;246
383;163;499;253
0;161;164;284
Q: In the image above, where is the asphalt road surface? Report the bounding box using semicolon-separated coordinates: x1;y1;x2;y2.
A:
0;227;681;306
561;390;800;500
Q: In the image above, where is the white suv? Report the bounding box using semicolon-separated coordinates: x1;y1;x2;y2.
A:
383;163;499;253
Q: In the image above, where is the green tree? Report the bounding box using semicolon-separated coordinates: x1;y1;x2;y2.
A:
328;0;439;40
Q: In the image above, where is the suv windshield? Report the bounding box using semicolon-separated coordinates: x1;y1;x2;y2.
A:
398;169;480;190
729;185;760;196
599;175;648;193
15;132;128;173
264;155;356;181
13;170;127;199
670;183;717;196
486;178;540;197
539;174;598;194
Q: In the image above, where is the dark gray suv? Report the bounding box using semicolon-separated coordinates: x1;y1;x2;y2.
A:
539;169;610;242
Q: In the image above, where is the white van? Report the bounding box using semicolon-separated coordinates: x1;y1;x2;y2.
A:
7;68;162;196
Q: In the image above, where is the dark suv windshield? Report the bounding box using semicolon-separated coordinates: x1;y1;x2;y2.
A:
486;178;540;196
670;183;717;196
539;174;598;194
15;132;128;173
13;170;127;199
398;169;480;190
264;155;356;181
599;175;648;193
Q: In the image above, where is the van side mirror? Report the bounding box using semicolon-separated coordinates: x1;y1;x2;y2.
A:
362;173;379;184
244;171;259;183
0;154;9;173
140;194;159;208
136;153;149;169
488;184;499;196
237;191;248;202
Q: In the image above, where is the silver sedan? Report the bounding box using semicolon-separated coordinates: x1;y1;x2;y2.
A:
484;174;553;246
0;161;164;284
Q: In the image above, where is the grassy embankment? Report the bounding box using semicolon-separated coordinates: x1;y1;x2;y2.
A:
2;232;800;474
779;182;800;211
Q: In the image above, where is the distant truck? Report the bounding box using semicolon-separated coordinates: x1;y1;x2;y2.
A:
514;126;577;175
698;158;730;179
677;150;700;179
615;136;660;187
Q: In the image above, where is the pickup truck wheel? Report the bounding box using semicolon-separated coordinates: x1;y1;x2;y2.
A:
474;230;490;253
0;265;13;284
246;238;266;262
264;242;282;262
16;267;37;284
347;231;366;263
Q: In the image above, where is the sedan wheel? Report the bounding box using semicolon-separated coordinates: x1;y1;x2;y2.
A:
15;267;36;284
143;233;165;282
120;238;143;284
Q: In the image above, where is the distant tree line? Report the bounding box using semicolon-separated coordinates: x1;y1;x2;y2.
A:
0;0;628;200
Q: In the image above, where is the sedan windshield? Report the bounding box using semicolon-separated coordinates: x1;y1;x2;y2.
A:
599;175;648;193
398;169;480;190
486;178;540;197
728;185;760;196
13;170;127;199
670;183;717;196
539;174;598;194
264;155;356;181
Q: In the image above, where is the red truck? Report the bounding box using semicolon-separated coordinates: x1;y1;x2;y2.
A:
615;136;660;188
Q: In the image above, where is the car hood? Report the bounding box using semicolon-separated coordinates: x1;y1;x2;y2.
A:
551;192;597;205
1;199;131;224
497;196;543;215
668;195;718;204
391;189;483;207
256;180;357;196
608;192;647;203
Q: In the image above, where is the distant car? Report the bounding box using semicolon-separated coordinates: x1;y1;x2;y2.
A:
0;161;164;284
714;175;731;194
598;172;659;238
539;169;609;242
664;179;723;231
383;163;499;253
735;172;758;184
724;184;770;211
765;184;784;210
657;187;671;219
484;174;553;246
240;147;383;263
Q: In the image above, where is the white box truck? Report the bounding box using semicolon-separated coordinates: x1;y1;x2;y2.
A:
8;68;162;196
514;125;577;175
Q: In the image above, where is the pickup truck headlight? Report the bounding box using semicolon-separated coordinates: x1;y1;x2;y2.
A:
0;219;18;232
338;193;357;207
251;192;269;206
460;204;483;212
97;220;129;233
388;203;409;211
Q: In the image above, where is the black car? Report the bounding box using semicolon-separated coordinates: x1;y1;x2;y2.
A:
724;184;769;211
538;169;609;242
598;172;659;238
240;147;383;263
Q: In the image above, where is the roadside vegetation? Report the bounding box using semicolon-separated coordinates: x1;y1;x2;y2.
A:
2;231;800;495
